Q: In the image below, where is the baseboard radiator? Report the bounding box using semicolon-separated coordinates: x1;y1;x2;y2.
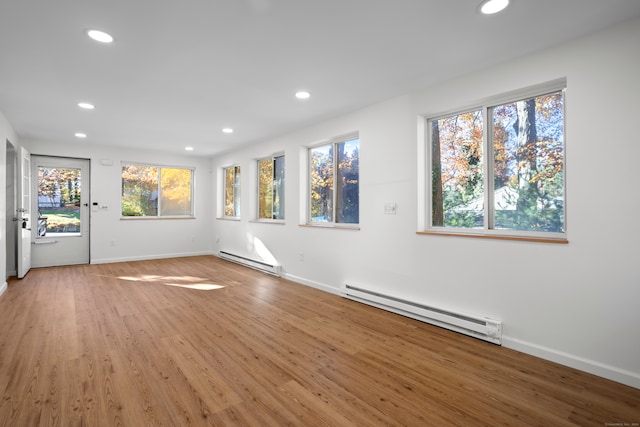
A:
218;250;281;276
344;284;502;345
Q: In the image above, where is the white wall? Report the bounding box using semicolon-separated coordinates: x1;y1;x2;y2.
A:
23;140;214;264
211;18;640;388
0;112;19;294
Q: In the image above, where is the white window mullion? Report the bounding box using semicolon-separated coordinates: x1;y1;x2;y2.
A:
156;168;162;216
308;149;313;223
332;142;338;224
484;106;494;231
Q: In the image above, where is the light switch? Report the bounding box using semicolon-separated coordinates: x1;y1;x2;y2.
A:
384;202;397;215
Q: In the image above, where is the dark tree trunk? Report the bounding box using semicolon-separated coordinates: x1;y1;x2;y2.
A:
431;121;444;226
515;99;538;214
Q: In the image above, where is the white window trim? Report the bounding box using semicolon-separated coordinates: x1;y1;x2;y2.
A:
253;153;285;223
219;164;241;220
418;79;568;243
120;161;195;219
303;131;360;229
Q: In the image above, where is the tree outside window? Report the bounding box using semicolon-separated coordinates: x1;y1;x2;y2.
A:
224;165;241;217
258;155;284;220
122;164;193;217
430;88;565;235
309;135;359;224
37;167;81;233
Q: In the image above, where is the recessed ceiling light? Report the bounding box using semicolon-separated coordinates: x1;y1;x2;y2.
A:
479;0;509;14
185;146;194;151
295;91;311;100
75;132;87;138
86;29;114;43
78;102;95;110
222;128;234;134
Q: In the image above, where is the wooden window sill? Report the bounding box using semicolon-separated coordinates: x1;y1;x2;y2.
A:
417;230;568;244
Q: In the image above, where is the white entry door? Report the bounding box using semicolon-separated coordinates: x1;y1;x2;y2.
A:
17;146;31;278
31;156;90;267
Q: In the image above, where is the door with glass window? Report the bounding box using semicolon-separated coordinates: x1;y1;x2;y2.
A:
31;156;90;267
17;146;31;278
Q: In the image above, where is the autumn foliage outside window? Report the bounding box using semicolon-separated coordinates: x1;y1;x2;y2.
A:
122;164;193;217
258;155;284;220
430;88;565;235
224;165;241;217
38;167;82;233
309;135;359;224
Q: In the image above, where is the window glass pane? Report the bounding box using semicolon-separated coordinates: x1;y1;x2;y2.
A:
273;155;285;220
160;168;192;216
492;91;564;232
122;165;158;216
431;111;484;228
258;158;273;219
310;144;333;223
37;167;81;235
224;166;240;217
233;166;241;216
224;167;234;216
336;138;359;223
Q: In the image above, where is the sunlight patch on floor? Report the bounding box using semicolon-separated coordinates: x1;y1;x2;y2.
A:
117;275;225;290
163;283;225;291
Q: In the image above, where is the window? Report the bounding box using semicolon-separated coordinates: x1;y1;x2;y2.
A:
428;83;565;238
122;163;194;217
224;165;241;217
309;133;359;225
258;155;284;220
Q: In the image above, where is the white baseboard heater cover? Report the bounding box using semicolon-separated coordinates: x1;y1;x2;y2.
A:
344;284;502;345
219;251;281;276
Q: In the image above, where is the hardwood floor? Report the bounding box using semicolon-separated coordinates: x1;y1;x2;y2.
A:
0;256;638;426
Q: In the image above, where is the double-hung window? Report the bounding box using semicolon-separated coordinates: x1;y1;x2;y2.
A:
122;163;194;217
258;155;285;220
224;165;241;218
426;81;566;240
308;133;359;225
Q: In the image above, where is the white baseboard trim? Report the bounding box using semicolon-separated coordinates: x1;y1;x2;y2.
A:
281;273;342;296
277;275;640;390
77;252;640;390
91;251;215;265
503;335;640;390
0;282;7;298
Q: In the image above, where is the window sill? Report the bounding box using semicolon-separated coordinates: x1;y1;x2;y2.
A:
300;223;360;230
250;219;286;225
216;217;241;221
417;230;568;244
120;216;196;220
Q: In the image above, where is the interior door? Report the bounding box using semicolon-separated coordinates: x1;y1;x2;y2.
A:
17;146;31;278
31;156;90;267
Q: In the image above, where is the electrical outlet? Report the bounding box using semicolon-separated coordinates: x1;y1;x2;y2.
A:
299;252;304;262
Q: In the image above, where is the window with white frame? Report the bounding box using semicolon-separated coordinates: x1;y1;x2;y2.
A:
122;163;194;217
427;82;565;238
308;133;359;225
224;165;241;218
258;155;284;220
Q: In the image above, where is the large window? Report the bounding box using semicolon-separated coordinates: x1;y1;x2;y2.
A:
122;163;194;217
224;165;241;218
428;83;565;238
258;155;284;220
309;133;359;225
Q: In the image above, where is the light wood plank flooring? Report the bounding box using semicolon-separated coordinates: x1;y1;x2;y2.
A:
0;256;638;426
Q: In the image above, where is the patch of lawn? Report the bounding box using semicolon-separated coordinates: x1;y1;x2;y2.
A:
39;208;80;232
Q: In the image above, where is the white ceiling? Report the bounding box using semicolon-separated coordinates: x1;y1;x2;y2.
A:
1;0;640;157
